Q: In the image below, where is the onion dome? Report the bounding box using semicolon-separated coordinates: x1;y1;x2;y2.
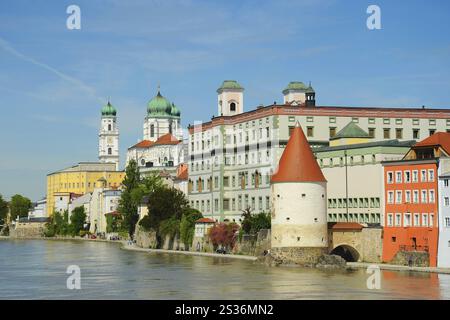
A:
271;121;326;183
217;80;244;93
101;101;117;116
282;81;307;95
147;90;172;116
171;103;181;117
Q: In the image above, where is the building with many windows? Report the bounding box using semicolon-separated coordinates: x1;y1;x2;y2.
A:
381;132;450;267
187;80;450;222
438;157;450;268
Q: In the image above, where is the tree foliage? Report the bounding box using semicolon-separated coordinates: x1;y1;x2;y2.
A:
208;222;240;250
70;206;87;236
9;194;32;220
240;209;271;236
0;194;8;225
179;208;203;249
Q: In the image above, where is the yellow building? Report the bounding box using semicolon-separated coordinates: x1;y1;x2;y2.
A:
46;162;125;216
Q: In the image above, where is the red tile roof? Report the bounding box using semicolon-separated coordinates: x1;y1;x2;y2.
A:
105;211;121;216
130;133;181;149
271;122;326;183
414;132;450;155
195;218;215;224
331;222;364;231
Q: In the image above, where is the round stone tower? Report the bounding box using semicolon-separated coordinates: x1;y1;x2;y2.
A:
270;121;328;265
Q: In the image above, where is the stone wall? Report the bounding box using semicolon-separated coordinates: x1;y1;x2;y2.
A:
270;247;328;266
134;224;157;248
391;250;430;267
234;229;271;256
10;222;46;238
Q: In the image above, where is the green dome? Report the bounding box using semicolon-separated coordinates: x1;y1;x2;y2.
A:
147;91;172;116
101;102;117;116
283;81;307;94
217;80;243;93
171;103;181;117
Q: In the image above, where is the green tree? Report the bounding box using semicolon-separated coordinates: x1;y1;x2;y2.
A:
118;159;141;237
70;206;87;236
0;194;8;225
9;194;32;220
147;186;188;247
179;207;203;250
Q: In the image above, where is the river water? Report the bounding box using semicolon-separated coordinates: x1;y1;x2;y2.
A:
1;239;450;299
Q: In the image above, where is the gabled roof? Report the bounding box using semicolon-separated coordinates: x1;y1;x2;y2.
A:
330;121;370;140
271;122;326;183
129;133;181;149
413;132;450;155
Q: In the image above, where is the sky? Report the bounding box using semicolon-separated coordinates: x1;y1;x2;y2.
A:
0;0;450;202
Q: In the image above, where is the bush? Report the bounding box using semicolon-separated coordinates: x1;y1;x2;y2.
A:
139;215;153;231
208;222;240;250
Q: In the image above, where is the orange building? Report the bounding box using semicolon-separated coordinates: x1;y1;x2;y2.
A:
382;132;450;267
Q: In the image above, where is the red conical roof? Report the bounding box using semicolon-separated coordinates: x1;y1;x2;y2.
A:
271;122;326;183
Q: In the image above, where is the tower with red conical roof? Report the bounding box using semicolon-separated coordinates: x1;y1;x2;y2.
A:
270;122;328;265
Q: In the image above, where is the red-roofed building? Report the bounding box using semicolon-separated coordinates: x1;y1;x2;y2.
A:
381;132;450;267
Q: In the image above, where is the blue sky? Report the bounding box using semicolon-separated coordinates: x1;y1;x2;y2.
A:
0;0;449;201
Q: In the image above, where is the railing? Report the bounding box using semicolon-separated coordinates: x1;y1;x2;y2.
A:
399;245;429;252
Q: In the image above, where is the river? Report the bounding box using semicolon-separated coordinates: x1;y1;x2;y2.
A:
1;239;450;299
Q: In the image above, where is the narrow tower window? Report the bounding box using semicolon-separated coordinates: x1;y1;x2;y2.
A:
108;148;112;155
150;124;155;137
108;124;111;131
230;102;236;112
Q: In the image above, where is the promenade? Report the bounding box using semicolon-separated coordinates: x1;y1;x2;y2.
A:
347;262;450;274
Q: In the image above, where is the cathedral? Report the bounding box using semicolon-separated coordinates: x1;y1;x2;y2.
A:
127;88;185;174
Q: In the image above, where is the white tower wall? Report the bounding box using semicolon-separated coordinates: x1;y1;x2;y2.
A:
99;116;119;171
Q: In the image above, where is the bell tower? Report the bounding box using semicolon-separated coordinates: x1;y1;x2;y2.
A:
217;80;244;116
99;101;119;171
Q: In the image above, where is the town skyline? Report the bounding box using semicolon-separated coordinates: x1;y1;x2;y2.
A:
1;0;450;201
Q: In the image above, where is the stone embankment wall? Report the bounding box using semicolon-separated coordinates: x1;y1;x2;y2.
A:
234;229;271;256
9;222;46;238
391;250;430;267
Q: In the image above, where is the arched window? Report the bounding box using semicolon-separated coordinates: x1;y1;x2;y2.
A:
108;124;111;131
230;102;236;112
108;148;112;155
150;124;154;137
169;123;172;134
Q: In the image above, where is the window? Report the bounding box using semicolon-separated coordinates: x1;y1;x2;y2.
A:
288;116;295;122
445;217;450;227
404;171;411;183
230;102;236;112
306;116;314;123
387;213;393;226
445;179;449;187
414;213;420;226
352;117;359;123
150;124;155;137
307;127;314;137
368;128;375;138
413;119;420;126
108;148;112;155
412;170;418;182
428;169;435;182
329;117;336;123
223;199;230;211
405;190;411;203
288;126;294;137
421;190;428;203
429;129;436;136
108;124;112;131
395;191;402;204
383;128;390;139
387;171;394;184
387;191;394;204
383;118;390;124
368;118;376;124
395;171;402;183
329;127;336;138
404;213;411;227
421;169;427;182
429;119;436;126
422;213;428;227
396;128;403;139
395;213;402;226
429;190;435;203
413;190;419;203
445;197;450;206
413;129;420;139
396;119;403;125
430;213;434;227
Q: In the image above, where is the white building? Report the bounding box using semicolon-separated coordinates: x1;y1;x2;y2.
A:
127;88;185;176
187;80;450;223
89;182;121;235
68;193;91;222
438;157;450;268
99;101;119;171
28;198;47;219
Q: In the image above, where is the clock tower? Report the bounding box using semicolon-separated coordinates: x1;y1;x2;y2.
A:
99;101;119;171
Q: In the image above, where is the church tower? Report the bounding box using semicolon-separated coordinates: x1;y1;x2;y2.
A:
270;121;328;265
99;101;119;171
217;80;244;116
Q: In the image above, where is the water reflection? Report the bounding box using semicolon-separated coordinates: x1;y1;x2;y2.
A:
0;240;449;300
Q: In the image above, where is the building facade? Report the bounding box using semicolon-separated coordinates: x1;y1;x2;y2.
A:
187;80;450;222
438;158;450;268
46;162;124;216
381;133;450;267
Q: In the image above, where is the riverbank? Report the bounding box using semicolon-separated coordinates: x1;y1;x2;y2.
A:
121;243;258;261
347;262;450;274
